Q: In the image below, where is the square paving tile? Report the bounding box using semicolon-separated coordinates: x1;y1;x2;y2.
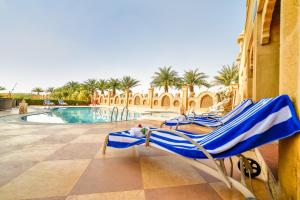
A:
70;157;143;194
0;144;64;162
2;135;48;146
24;196;66;200
140;156;206;189
145;184;222;200
210;182;244;200
66;190;145;200
0;129;36;136
0;145;20;157
47;143;101;160
0;160;38;187
87;127;113;135
0;159;90;200
55;128;89;135
135;146;168;157
71;134;105;143
34;134;80;144
95;146;137;159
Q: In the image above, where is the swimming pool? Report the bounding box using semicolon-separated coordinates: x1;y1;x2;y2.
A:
21;107;141;124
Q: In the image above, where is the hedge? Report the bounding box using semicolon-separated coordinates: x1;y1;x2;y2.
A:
18;99;89;106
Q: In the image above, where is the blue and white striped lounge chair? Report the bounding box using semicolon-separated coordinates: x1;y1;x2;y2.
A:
58;100;68;106
102;95;300;199
161;99;253;129
43;100;55;106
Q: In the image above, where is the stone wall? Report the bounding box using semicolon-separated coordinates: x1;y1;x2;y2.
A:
92;87;217;113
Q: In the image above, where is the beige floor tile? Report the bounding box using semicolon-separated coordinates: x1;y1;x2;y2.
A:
210;182;244;200
95;146;137;159
71;134;105;143
251;179;273;200
140;156;206;189
70;158;143;194
47;143;100;160
145;184;222;200
34;134;80;144
0;144;64;162
55;128;89;135
66;190;145;200
0;160;38;187
0;129;36;136
0;159;90;200
2;135;48;146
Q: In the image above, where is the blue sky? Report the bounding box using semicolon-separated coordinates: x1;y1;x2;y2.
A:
0;0;245;93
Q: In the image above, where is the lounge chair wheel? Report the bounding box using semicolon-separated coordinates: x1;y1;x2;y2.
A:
237;158;261;178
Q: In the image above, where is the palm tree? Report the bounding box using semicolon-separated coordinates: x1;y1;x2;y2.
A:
64;81;80;89
214;63;239;86
183;69;210;93
0;86;5;91
97;79;107;95
32;87;44;95
83;79;98;95
151;66;179;92
120;76;140;92
46;87;55;94
108;78;121;96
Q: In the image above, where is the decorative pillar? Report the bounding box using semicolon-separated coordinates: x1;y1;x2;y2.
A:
181;85;189;112
125;90;129;108
278;1;300;199
93;91;99;105
108;91;112;106
148;87;154;109
230;83;239;108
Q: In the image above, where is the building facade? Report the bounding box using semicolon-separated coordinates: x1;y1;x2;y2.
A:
237;0;300;199
93;86;218;113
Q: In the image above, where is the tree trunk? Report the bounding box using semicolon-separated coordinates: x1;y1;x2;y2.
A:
189;85;194;93
164;85;168;93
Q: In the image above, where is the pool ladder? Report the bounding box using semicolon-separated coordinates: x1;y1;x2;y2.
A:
110;107;119;122
120;107;129;121
110;106;129;122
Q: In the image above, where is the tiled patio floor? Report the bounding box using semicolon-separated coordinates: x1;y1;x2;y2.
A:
0;120;273;200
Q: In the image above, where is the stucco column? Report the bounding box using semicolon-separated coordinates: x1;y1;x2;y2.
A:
108;91;112;106
93;91;99;105
278;1;300;199
252;2;280;101
148;87;154;109
125;90;129;108
181;85;189;112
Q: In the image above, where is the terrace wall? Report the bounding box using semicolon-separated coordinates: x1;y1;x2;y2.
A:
92;87;217;113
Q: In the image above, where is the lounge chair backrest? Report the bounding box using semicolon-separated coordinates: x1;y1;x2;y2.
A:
220;99;253;123
199;95;300;157
149;95;300;159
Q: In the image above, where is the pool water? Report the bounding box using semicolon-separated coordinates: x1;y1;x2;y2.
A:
21;107;141;124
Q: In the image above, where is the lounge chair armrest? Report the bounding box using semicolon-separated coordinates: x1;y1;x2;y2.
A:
200;112;221;118
147;128;214;161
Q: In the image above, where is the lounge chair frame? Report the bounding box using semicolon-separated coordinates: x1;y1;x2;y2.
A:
102;128;257;199
160;118;220;130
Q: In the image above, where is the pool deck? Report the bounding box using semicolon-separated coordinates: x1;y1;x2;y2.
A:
0;110;275;200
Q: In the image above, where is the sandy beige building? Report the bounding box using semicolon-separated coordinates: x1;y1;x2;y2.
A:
93;86;218;113
236;0;300;199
